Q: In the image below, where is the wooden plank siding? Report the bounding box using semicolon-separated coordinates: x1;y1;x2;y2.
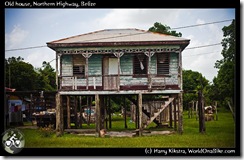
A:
59;53;179;90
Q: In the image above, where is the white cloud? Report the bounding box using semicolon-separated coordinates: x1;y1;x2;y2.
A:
5;25;29;49
25;49;55;69
93;9;182;30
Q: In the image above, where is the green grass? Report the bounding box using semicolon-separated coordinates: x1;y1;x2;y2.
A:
19;111;236;148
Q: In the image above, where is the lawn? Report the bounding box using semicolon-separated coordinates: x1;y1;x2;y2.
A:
19;110;236;148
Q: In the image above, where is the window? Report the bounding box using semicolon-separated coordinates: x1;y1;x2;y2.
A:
73;66;85;76
73;55;86;77
133;54;147;76
157;53;169;75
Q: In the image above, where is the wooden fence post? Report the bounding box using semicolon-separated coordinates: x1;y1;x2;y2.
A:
56;93;63;136
227;101;235;123
67;96;70;129
198;91;205;133
95;94;101;137
215;101;218;121
138;93;143;136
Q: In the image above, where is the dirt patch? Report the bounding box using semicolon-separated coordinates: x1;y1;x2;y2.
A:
64;129;175;137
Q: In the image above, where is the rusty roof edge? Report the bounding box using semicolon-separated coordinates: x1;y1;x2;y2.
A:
47;40;190;49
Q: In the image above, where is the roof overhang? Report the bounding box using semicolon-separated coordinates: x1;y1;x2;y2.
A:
47;40;190;52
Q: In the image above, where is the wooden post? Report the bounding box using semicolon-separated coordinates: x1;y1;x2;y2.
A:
79;96;82;128
74;96;78;128
135;95;139;129
196;101;198;120
108;96;112;129
117;55;120;92
144;51;155;91
173;99;177;131
169;102;173;128
198;91;205;133
191;101;194;118
215;101;218;121
227;101;235;123
56;93;63;136
188;103;190;118
114;52;124;91
56;53;59;90
138;93;143;136
124;96;127;129
95;94;101;137
105;96;108;129
82;52;92;90
86;96;89;126
100;95;104;129
67;96;71;129
178;93;183;134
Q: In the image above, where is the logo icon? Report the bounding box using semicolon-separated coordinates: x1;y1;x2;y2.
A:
2;128;25;154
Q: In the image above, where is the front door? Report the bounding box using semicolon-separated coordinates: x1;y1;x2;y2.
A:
103;57;118;90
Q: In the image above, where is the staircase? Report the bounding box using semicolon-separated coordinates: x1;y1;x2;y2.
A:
142;96;174;129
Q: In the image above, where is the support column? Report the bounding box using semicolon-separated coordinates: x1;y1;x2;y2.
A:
100;95;105;130
113;51;124;91
144;51;155;91
79;96;82;128
169;102;173;128
105;96;108;129
95;94;101;137
108;96;112;129
173;98;177;131
178;93;183;134
55;53;59;90
74;96;78;128
56;93;63;136
67;96;71;129
138;93;143;136
82;52;92;90
124;96;128;129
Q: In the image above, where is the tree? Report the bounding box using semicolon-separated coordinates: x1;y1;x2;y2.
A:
5;57;57;91
148;22;182;37
36;61;56;91
182;69;209;109
5;56;39;91
213;20;235;108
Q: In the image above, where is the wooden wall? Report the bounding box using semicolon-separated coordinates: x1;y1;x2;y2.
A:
60;53;179;88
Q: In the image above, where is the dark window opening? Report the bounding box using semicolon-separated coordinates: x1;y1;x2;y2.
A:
133;54;147;76
157;53;170;75
73;65;85;77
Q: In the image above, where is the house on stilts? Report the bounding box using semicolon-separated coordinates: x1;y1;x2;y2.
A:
46;28;190;136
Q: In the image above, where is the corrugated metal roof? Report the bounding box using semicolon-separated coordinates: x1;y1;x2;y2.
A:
48;28;189;44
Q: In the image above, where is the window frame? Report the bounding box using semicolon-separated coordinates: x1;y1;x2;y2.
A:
156;53;170;76
133;53;148;77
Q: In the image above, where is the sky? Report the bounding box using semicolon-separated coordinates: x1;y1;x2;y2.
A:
4;8;236;82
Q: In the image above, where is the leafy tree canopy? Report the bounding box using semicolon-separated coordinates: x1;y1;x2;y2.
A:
148;22;182;37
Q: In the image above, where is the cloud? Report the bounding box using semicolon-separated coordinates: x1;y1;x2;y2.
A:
25;49;55;69
93;9;182;30
5;25;29;49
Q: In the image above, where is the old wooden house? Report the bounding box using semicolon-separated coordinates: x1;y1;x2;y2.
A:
47;28;190;136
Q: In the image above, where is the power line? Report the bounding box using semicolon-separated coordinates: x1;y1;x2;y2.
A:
185;43;221;50
183;51;221;57
5;45;47;52
172;19;233;30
